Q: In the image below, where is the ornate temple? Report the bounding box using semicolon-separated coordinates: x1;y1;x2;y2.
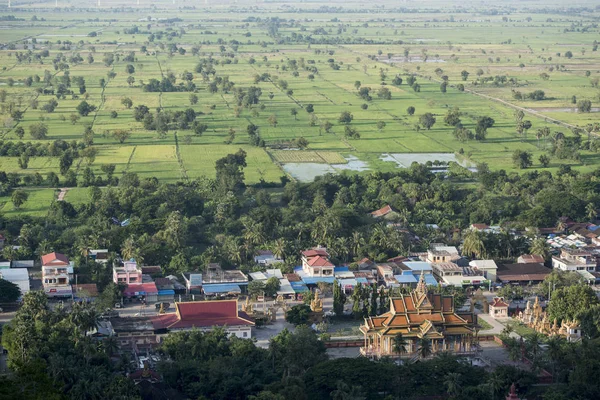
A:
516;297;582;342
360;272;478;358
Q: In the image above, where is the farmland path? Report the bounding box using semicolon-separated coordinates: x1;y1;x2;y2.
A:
173;131;188;182
57;188;69;202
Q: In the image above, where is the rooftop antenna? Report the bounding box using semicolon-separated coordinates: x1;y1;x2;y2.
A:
137;0;140;5
8;0;10;9
55;0;58;7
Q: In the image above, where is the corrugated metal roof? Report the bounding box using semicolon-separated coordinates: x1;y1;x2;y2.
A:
202;284;241;294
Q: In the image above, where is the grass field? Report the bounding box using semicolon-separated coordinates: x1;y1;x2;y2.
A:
0;0;598;197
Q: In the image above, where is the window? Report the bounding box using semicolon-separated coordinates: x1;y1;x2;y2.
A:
243;332;248;338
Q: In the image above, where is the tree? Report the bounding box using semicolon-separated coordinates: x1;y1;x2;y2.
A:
15;126;25;139
354;81;361;90
305;104;314;113
285;304;311;326
265;277;281;297
547;284;599;322
539;154;550;167
322;120;333;133
69;113;80;125
418;338;432;359
377;87;392;100
125;64;135;74
290;108;298;120
76;101;96;116
29;123;48;140
338;111;353;124
577;99;592;113
512;150;532;169
215;149;247;195
406;106;415;115
376;121;386;131
440;82;447;93
11;189;29;209
444;372;462;398
475;116;495;140
565;50;573;59
333;279;346;316
127;76;135;86
344;126;360;139
461;70;470;81
112;130;131;144
462;229;485;258
248;280;266;299
530;238;550;260
0;279;21;303
392;333;407;355
268;114;278;127
419;113;436;130
121;97;133;109
59;151;74;175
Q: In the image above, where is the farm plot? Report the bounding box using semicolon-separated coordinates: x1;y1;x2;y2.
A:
180;144;284;184
269;150;347;164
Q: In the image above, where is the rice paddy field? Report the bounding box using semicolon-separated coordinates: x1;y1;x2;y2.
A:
0;0;599;212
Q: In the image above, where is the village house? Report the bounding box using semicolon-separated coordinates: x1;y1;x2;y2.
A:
468;259;498;281
551;248;597;272
202;263;248;297
300;247;334;278
360;272;477;359
152;300;254;338
41;252;73;297
253;250;283;266
88;249;109;264
114;260;142;285
425;244;460;264
489;297;509;319
517;254;545;264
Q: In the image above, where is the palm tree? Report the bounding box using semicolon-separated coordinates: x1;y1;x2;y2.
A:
530;237;550;260
487;374;504;400
545;336;564;382
417;338;432;359
351;231;365;258
462;229;486;259
501;323;514;338
444;372;462;398
102;336;119;357
393;333;408;356
121;235;136;261
271;238;287;260
586;203;597;221
526;332;543;370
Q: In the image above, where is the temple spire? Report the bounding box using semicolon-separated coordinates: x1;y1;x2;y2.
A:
416;269;427;296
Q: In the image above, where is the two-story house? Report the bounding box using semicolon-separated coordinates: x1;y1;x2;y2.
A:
42;252;73;297
552;249;597;272
113;260;142;285
426;244;460;264
301;247;334;277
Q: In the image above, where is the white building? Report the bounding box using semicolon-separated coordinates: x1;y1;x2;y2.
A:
551;249;596;272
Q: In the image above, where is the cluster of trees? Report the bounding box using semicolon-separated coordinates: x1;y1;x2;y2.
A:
1;291;138;399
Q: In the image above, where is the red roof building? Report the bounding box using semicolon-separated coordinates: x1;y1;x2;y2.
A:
301;247;334;277
42;252;70;266
152;300;254;338
371;205;393;218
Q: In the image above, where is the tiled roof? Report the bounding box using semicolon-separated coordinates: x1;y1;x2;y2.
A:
307;255;334;267
152;300;254;330
41;252;69;266
371;205;393;217
491;297;509;308
302;249;329;257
